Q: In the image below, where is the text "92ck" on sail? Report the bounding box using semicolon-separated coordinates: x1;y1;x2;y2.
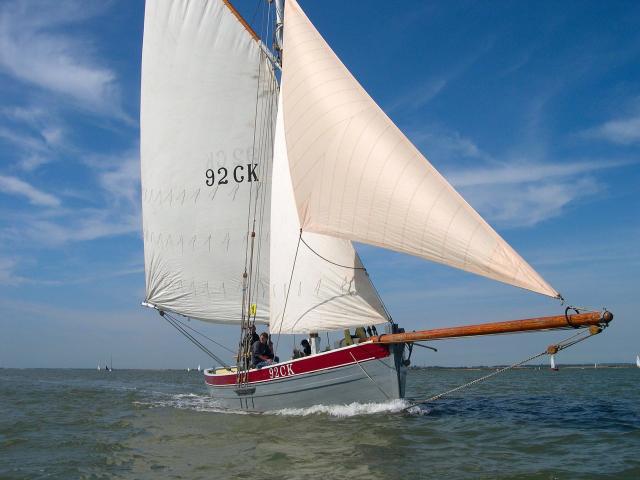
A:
205;164;258;186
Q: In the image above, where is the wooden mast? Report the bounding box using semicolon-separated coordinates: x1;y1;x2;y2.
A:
370;311;613;344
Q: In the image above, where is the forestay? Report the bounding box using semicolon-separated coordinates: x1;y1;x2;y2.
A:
141;0;277;324
280;0;558;298
270;95;388;334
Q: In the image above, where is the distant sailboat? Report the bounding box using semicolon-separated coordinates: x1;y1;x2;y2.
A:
197;365;201;373
550;355;559;371
636;355;640;368
97;363;101;371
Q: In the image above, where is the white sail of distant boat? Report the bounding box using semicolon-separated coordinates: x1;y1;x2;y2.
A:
197;365;201;372
636;355;640;368
97;363;100;371
138;0;613;411
550;354;558;371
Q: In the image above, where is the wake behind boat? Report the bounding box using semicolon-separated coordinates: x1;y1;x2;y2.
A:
139;0;613;411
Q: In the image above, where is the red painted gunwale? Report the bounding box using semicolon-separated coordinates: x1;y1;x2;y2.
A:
205;342;390;386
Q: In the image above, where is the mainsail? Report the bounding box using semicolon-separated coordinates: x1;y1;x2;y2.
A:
280;0;559;298
140;0;277;324
270;95;388;334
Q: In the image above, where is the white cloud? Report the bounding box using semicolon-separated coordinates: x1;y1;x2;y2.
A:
406;118;632;227
0;0;125;118
96;151;141;209
0;175;60;207
1;106;68;171
0;149;141;246
445;160;631;227
0;126;47;153
459;177;600;227
388;78;448;112
584;114;640;145
24;212;140;245
388;38;494;113
409;128;488;163
446;160;628;188
0;255;23;285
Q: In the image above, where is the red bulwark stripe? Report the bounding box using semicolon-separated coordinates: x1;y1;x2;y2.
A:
205;342;390;386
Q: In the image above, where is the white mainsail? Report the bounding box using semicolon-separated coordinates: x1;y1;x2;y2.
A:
550;354;557;370
140;0;277;324
280;0;558;298
270;95;388;334
636;355;640;368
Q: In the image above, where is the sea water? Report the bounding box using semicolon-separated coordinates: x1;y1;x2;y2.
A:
1;367;639;479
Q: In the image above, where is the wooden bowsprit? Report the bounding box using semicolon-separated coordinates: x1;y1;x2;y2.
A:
370;310;613;344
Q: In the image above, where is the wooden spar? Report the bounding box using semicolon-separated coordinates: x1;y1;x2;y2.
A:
370;310;613;344
222;0;260;42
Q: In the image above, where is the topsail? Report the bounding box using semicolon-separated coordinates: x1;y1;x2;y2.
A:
280;0;558;298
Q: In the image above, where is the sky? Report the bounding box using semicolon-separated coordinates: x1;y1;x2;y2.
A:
0;0;638;369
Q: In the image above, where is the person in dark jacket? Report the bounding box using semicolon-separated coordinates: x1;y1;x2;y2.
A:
252;332;275;368
300;339;312;356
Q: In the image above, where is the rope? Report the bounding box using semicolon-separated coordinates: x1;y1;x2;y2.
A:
300;236;366;270
274;231;302;355
403;326;604;411
161;312;232;371
169;316;236;355
300;236;393;322
349;352;391;399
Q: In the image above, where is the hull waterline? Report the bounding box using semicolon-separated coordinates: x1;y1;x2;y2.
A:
204;342;407;411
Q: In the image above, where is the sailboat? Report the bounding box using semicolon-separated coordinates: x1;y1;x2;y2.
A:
139;0;613;411
636;355;640;368
550;355;558;371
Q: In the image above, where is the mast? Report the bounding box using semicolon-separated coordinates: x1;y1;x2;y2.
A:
274;0;284;61
236;0;280;384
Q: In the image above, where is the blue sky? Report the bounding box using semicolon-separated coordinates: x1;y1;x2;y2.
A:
0;0;638;369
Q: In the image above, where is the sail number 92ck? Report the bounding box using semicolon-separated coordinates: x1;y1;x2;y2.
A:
205;164;258;186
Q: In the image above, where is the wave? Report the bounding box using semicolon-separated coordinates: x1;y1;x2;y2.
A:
267;399;431;417
133;392;433;417
133;392;251;415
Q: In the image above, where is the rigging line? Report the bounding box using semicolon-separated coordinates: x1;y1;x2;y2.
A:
299;234;394;322
240;19;274;364
246;19;278;310
250;72;278;304
274;230;303;355
248;66;278;313
402;327;600;411
163;313;231;367
243;23;268;273
299;235;366;270
247;76;274;314
161;312;232;370
168;315;236;355
349;352;391;399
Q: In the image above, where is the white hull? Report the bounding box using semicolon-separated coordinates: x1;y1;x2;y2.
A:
204;343;407;411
